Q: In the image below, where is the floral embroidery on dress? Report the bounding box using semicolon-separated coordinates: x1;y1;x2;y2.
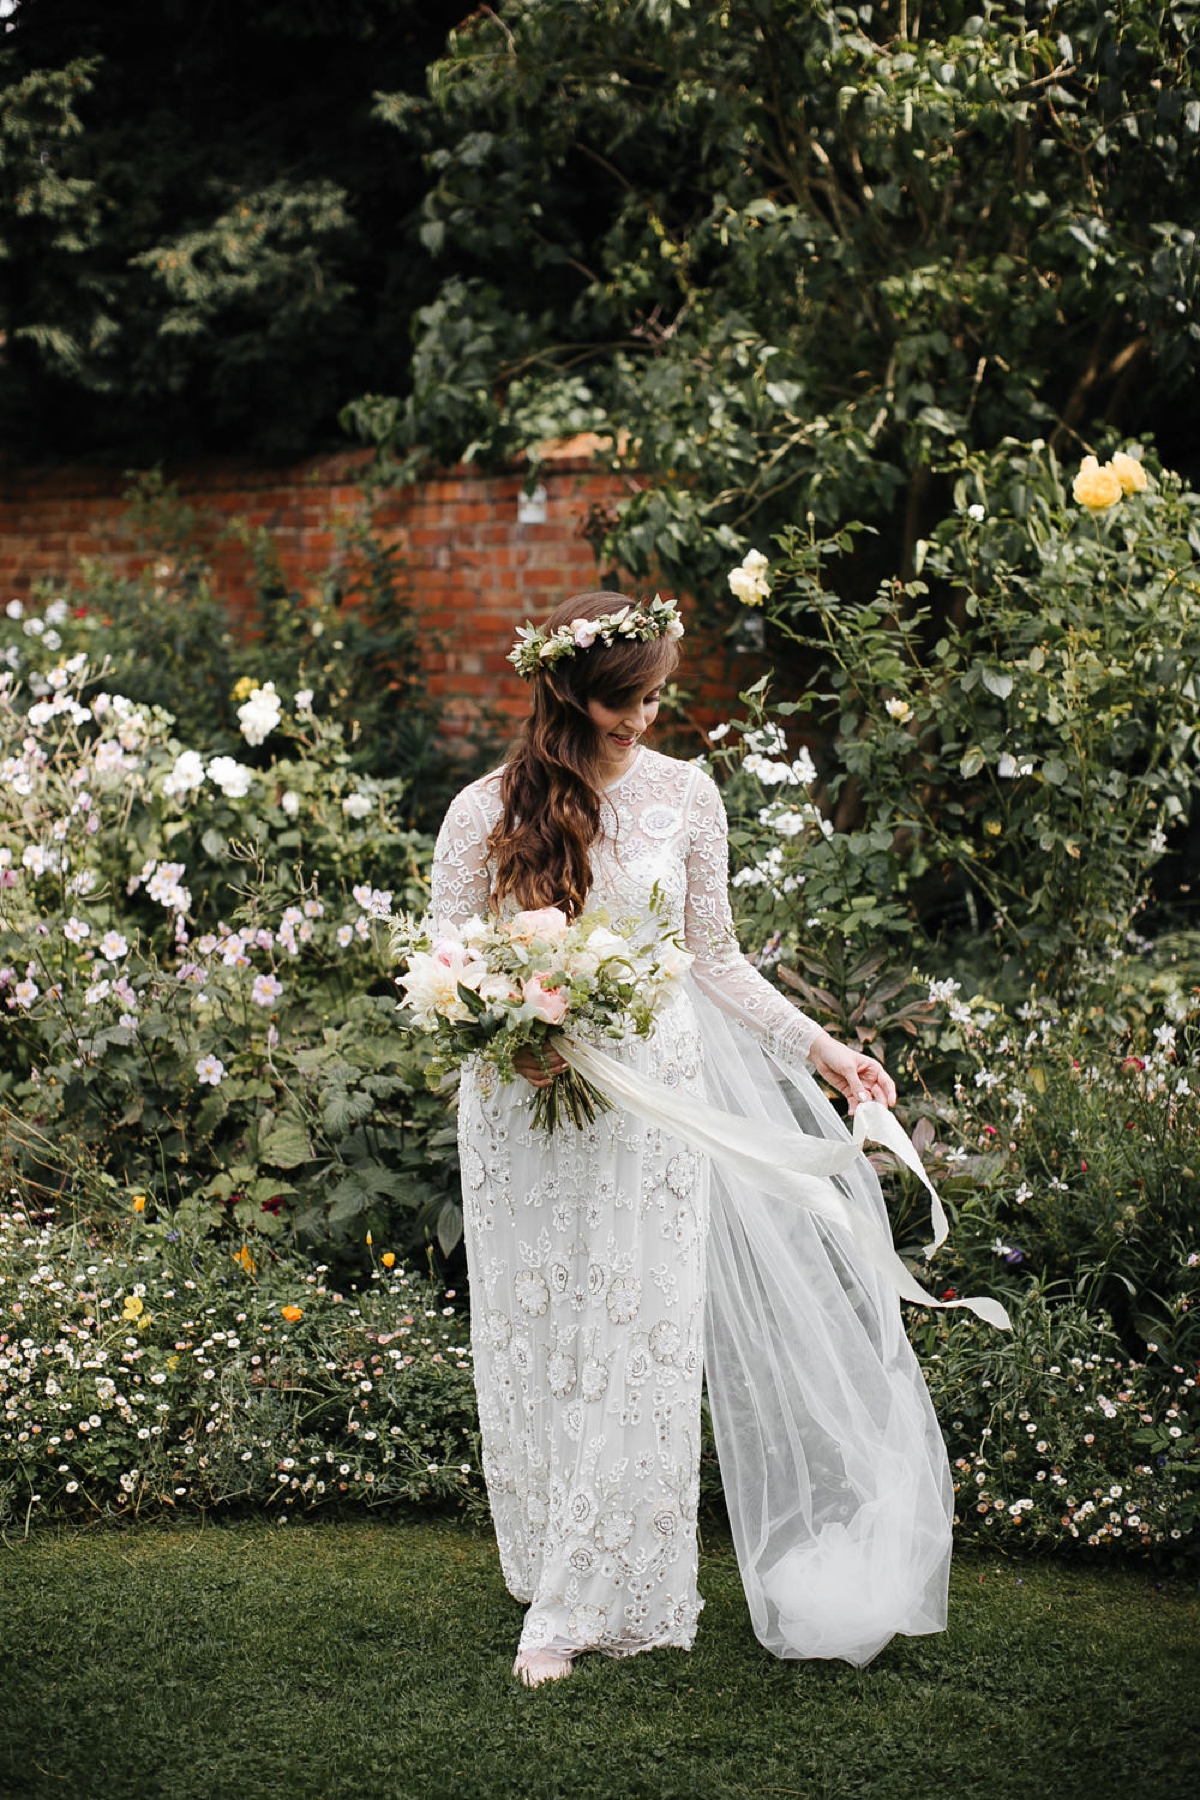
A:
429;746;821;1659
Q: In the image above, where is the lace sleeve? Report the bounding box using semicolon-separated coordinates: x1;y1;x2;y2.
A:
431;782;496;932
682;769;824;1063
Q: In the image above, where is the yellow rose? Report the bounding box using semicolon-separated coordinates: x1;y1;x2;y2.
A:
1110;451;1148;495
1071;456;1122;513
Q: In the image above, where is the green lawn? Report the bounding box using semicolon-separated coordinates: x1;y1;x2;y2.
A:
0;1519;1195;1800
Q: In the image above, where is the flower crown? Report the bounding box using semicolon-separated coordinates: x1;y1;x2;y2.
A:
508;595;684;679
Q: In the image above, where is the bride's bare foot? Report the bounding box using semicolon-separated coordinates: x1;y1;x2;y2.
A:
512;1647;575;1688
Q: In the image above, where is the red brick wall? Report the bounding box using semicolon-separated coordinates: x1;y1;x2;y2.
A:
0;444;745;739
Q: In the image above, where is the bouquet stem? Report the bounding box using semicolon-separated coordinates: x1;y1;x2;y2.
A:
530;1064;613;1135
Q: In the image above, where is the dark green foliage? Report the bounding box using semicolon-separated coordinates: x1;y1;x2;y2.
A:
0;0;465;460
359;0;1200;605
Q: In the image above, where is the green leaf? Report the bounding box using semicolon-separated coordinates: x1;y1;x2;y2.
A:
258;1119;313;1169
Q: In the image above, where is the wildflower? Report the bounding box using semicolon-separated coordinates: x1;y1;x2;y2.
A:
162;750;207;798
294;689;314;711
12;978;38;1007
232;1246;257;1275
707;722;730;742
728;548;771;607
207;756;254;800
63;916;90;944
967;503;986;521
251;973;283;1007
99;931;129;961
885;697;912;724
280;1305;303;1323
342;793;372;820
280;790;301;817
382;1252;396;1269
1072;455;1122;513
237;681;282;746
195;1054;225;1087
132;1195;146;1213
121;1296;144;1321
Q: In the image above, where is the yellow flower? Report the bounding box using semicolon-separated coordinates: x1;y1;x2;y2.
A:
382;1252;396;1269
131;1195;146;1213
280;1305;303;1323
366;1230;373;1247
232;1245;257;1275
136;1312;151;1331
1110;450;1148;495
983;819;1003;837
122;1295;144;1320
1071;455;1122;512
166;1355;179;1370
231;675;256;702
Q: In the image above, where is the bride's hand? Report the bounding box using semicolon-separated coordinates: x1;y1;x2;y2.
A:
512;1045;568;1089
808;1031;897;1112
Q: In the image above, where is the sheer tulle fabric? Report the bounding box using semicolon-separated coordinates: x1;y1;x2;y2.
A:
693;998;953;1665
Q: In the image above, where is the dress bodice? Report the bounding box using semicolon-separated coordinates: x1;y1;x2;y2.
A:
430;746;821;1062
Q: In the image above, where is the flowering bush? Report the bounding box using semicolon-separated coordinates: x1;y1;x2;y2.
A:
909;967;1200;1368
918;1293;1197;1562
724;437;1200;978
0;593;464;1265
0;1197;481;1531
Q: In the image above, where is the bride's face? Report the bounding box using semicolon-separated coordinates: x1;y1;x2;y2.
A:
586;682;663;760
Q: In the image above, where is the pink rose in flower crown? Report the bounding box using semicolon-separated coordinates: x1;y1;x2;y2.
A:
571;618;598;648
507;907;571;944
523;974;570;1024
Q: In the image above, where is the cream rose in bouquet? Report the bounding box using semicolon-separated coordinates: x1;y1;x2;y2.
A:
390;898;693;1132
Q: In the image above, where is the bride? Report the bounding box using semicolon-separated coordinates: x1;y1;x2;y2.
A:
430;590;955;1687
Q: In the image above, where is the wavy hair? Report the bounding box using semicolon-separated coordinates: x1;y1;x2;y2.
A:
489;591;680;917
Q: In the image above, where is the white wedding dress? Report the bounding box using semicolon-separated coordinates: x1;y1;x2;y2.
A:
430;746;953;1666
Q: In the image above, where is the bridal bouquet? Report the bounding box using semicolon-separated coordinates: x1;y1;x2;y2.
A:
390;901;693;1133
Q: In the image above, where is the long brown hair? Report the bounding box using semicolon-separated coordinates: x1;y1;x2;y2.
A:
489;591;680;917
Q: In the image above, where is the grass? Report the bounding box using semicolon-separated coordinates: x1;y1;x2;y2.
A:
0;1519;1196;1800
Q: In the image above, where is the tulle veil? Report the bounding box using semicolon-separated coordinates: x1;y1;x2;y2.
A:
565;989;971;1667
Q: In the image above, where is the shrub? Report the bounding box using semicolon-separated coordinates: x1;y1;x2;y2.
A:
0;1198;482;1533
724;439;1200;982
0;591;463;1270
919;1292;1198;1564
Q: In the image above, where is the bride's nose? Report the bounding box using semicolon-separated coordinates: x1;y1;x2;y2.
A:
622;701;652;732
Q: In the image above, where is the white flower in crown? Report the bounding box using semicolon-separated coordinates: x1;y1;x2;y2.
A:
508;595;684;678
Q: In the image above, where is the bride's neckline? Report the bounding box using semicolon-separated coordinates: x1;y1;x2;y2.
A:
601;744;645;793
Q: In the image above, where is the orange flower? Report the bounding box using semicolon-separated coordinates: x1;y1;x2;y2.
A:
132;1195;146;1213
280;1305;303;1323
382;1252;396;1268
232;1245;257;1275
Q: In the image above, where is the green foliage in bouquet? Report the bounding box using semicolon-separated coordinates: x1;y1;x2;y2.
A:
0;592;466;1271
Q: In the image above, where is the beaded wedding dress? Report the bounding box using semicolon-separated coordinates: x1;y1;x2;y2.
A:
430;746;953;1667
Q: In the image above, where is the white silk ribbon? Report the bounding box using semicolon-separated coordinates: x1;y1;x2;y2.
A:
559;1034;1010;1332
